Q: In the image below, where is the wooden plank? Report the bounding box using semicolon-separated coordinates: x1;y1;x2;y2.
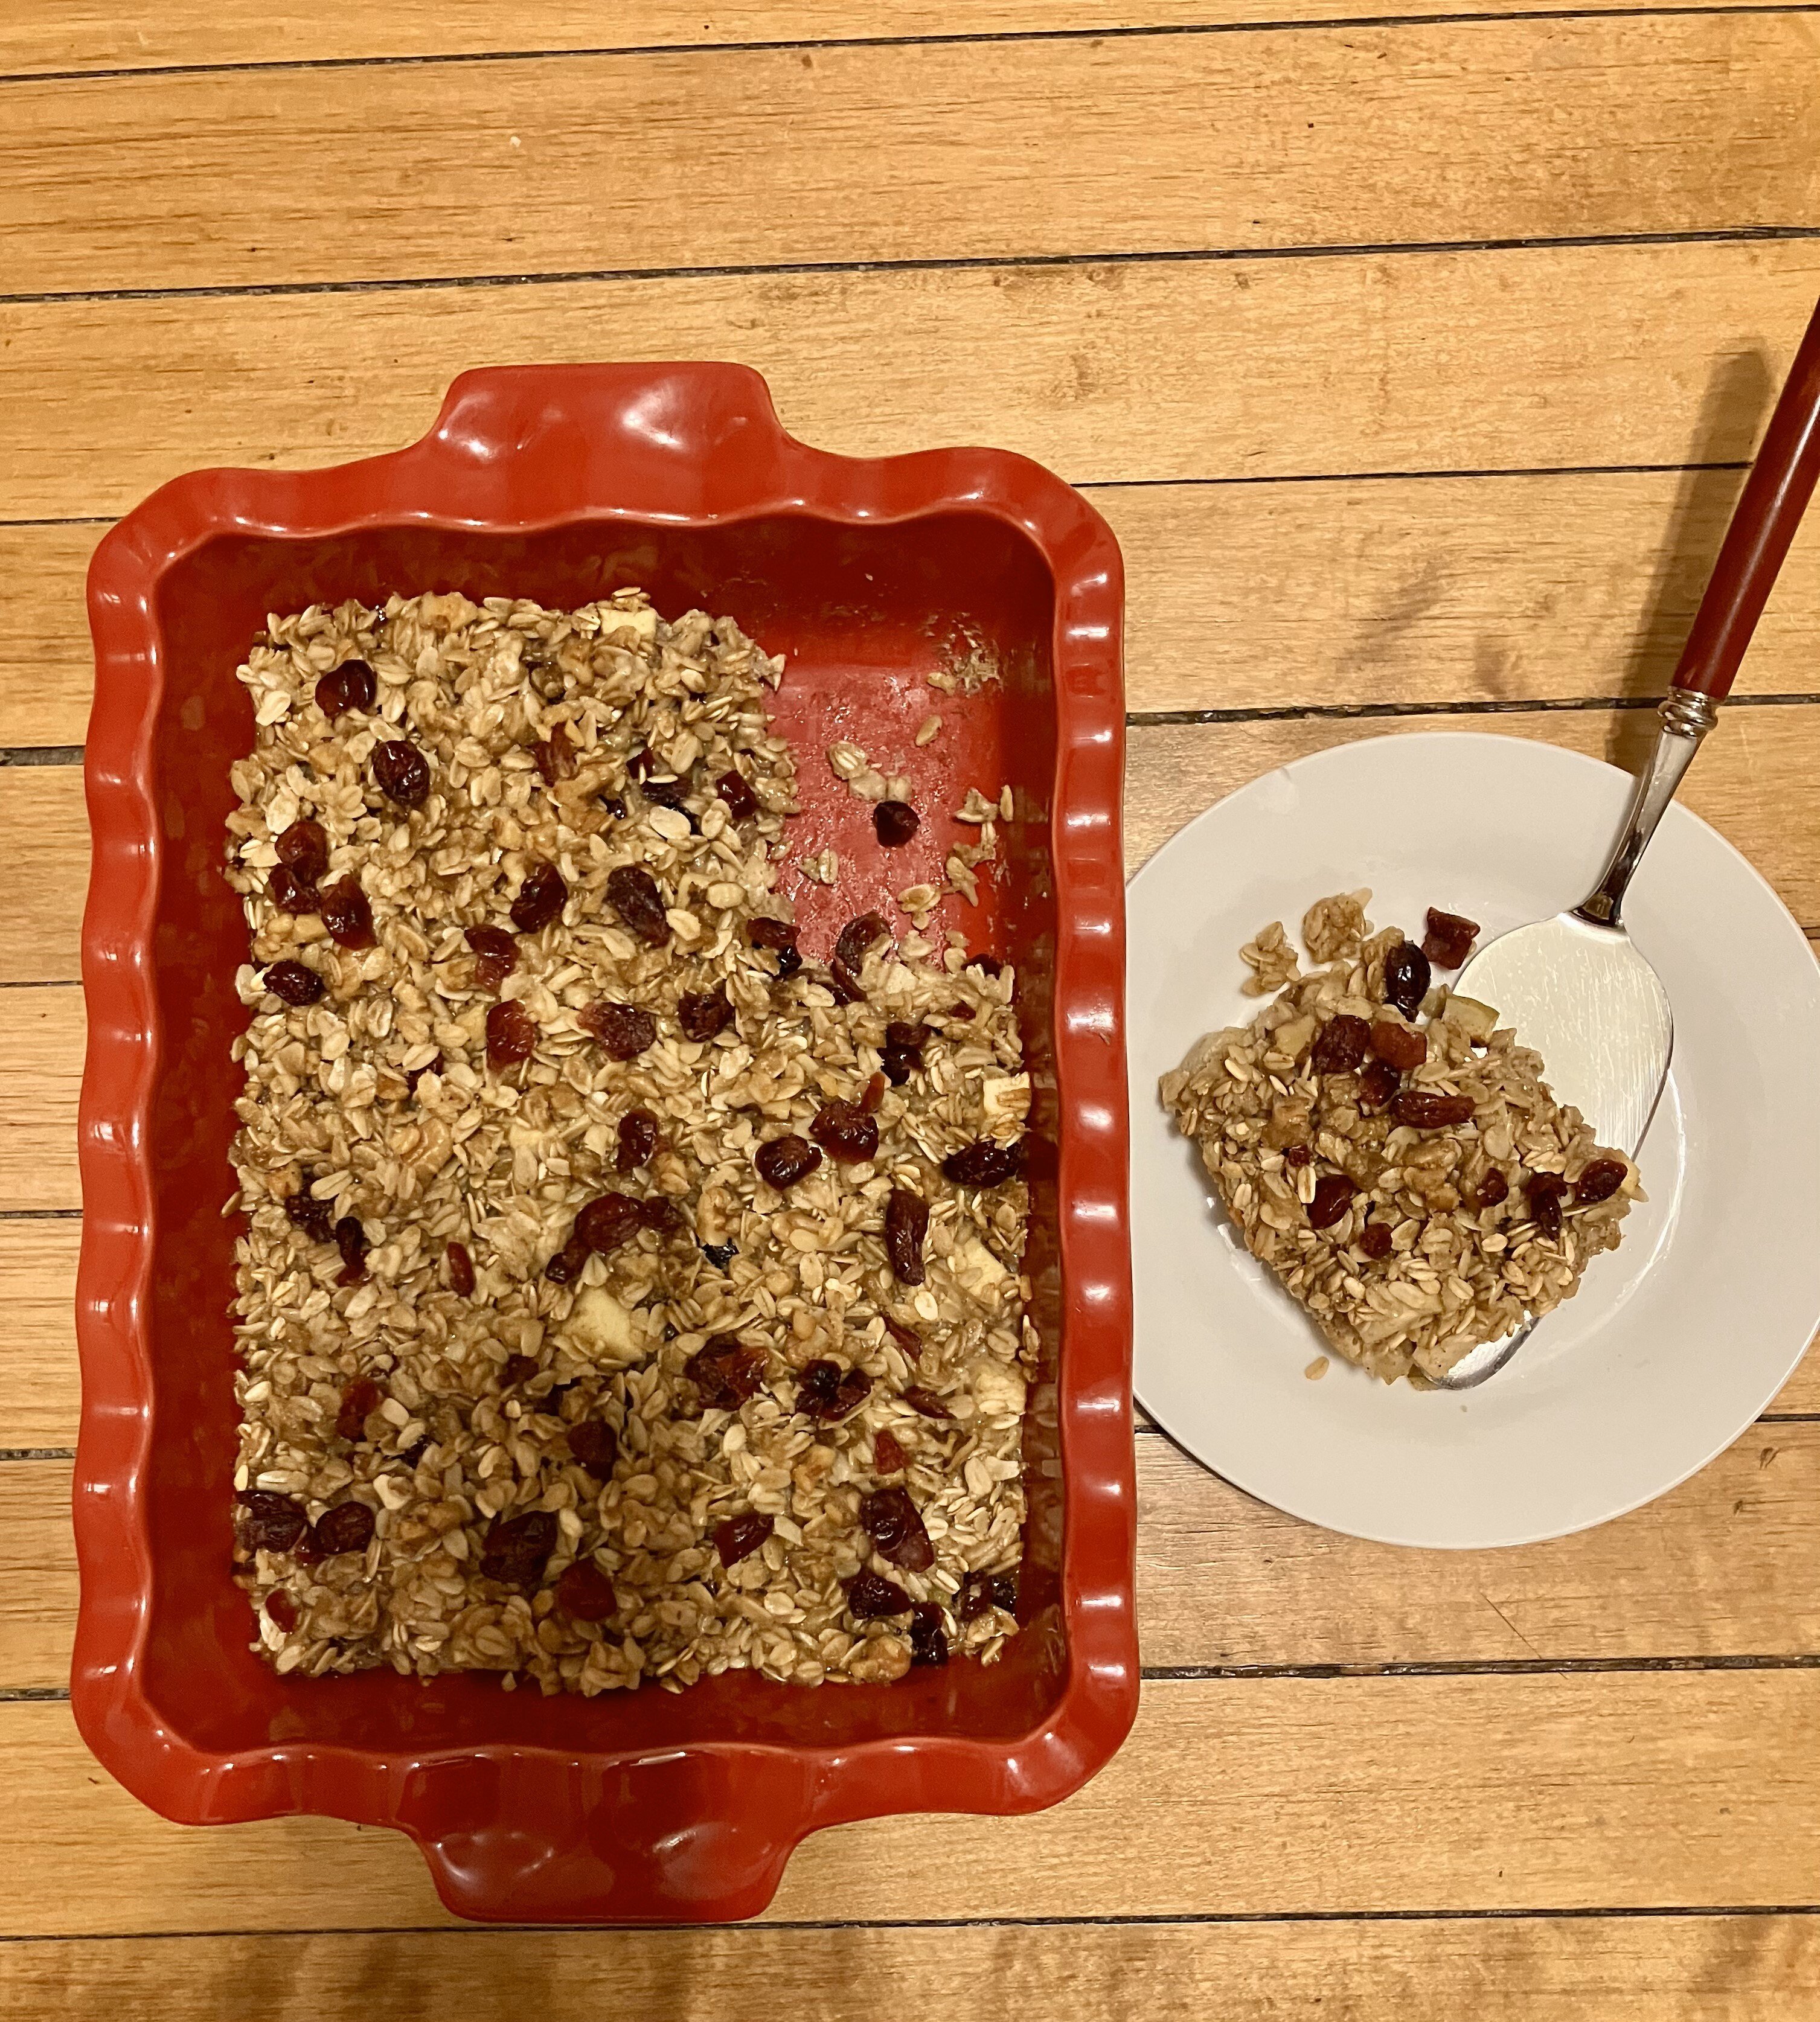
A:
0;1219;80;1449
0;984;83;1201
12;474;1820;748
14;18;1816;298
4;239;1820;522
6;1671;1820;1931
0;1463;71;1684
2;1917;1816;2021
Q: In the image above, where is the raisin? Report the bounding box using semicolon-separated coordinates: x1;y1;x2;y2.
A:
970;953;1004;977
639;770;691;813
1357;1221;1394;1259
882;1043;920;1087
1475;1168;1510;1210
405;1052;443;1095
1422;907;1481;970
1383;941;1432;1019
275;817;330;885
607;863;670;945
315;659;376;720
1575;1158;1628;1206
1526;1171;1570;1240
317;875;376;950
874;800;920;848
845;1567;912;1619
283;1174;335;1244
956;1570;999;1622
615;1107;661;1173
1307;1173;1357;1230
810;1099;880;1165
510;860;568;933
400;1436;431;1469
885;1188;929;1284
556;1560;619;1623
445;1240;476;1296
1391;1090;1476;1129
263;1589;299;1632
700;1240;738;1270
717;769;759;821
901;1385;953;1419
860;1486;935;1570
947;1002;976;1021
239;1490;309;1554
599;794;627;821
371;738;430;809
685;1334;769;1410
1370;1019;1428;1071
479;1509;556;1586
714;1511;775;1567
500;1353;539;1387
909;1601;949;1667
333;1215;369;1286
755;1134;822;1191
942;1138;1022;1188
335;1376;383;1442
884;1020;927;1057
269;865;318;915
575;1191;646;1257
566;1418;619;1477
466;924;519;990
311;1500;376;1557
827;959;867;1005
264;960;324;1007
833;913;889;971
580;1000;656;1061
678;985;734;1041
543;1232;592;1283
874;1429;908;1473
748;915;801;977
1357;1059;1401;1113
882;1314;922;1357
638;1196;687;1235
534;725;577;785
1310;1014;1371;1074
486;999;537;1067
860;1071;886;1115
796;1359;873;1422
990;1572;1019;1613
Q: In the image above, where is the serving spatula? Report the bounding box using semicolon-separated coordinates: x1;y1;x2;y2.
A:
1434;296;1820;1390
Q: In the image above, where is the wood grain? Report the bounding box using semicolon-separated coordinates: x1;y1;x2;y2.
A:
7;1671;1820;1931
14;18;1817;297
5;239;1819;522
0;984;83;1198
0;1218;80;1449
13;474;1820;749
0;1463;70;1682
2;1917;1816;2020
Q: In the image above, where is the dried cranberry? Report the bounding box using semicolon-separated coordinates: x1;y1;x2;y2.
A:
1383;941;1432;1019
909;1601;949;1666
639;769;691;813
1475;1168;1510;1210
1307;1173;1357;1230
885;1188;929;1284
615;1107;661;1173
315;659;375;720
755;1134;822;1191
638;1196;687;1235
335;1376;383;1442
882;1314;921;1357
263;1588;299;1632
717;770;759;821
275;817;330;885
942;1138;1022;1188
466;924;519;990
1310;1014;1371;1074
678;985;734;1041
901;1386;953;1420
1357;1221;1394;1259
264;960;324;1007
578;1000;655;1061
860;1071;886;1115
556;1560;619;1622
969;954;1004;977
874;800;920;848
567;1419;619;1477
956;1570;1000;1622
748;915;801;977
239;1491;309;1554
1526;1171;1571;1240
543;1232;592;1283
827;958;867;1006
511;860;568;933
399;1436;431;1469
269;865;317;914
501;1353;539;1387
685;1334;768;1410
795;1359;873;1422
405;1052;443;1095
534;725;577;785
1575;1158;1627;1206
810;1099;880;1165
1283;1144;1312;1169
371;738;430;809
860;1486;934;1571
445;1240;476;1296
1422;907;1481;970
283;1174;335;1244
833;913;889;972
311;1500;376;1558
486;999;537;1067
874;1429;908;1473
990;1572;1019;1613
1357;1060;1401;1113
845;1567;912;1619
575;1191;646;1257
884;1020;927;1058
1391;1090;1476;1129
333;1215;369;1286
317;875;375;950
479;1509;557;1586
700;1240;737;1269
599;793;627;821
947;1001;976;1020
1370;1019;1428;1071
714;1511;775;1566
607;863;670;946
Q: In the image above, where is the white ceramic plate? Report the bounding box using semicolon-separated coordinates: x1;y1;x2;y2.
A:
1129;731;1820;1548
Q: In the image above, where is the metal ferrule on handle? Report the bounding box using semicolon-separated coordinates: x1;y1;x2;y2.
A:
1574;693;1718;929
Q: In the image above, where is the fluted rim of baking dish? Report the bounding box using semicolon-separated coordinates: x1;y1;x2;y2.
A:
76;363;1134;1923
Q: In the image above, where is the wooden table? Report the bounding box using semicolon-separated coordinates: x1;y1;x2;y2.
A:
5;3;1820;2012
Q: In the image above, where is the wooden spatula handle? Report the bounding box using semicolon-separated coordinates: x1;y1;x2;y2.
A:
1673;295;1820;702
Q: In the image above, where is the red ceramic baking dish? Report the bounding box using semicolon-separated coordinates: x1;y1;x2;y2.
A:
77;363;1135;1923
